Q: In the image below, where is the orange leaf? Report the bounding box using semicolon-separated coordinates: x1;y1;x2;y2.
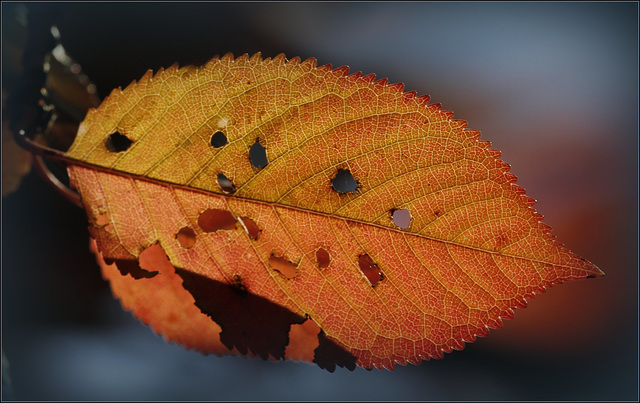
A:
64;53;602;371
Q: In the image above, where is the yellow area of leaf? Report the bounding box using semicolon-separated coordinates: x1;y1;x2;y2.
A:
66;53;602;370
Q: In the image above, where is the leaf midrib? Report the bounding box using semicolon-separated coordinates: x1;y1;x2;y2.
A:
64;156;584;271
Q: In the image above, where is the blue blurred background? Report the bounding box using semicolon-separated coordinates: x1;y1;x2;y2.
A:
2;2;637;400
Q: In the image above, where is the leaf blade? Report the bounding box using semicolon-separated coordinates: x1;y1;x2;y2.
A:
66;53;602;370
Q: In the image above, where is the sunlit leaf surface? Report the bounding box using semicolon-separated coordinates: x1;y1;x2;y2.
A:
65;53;602;371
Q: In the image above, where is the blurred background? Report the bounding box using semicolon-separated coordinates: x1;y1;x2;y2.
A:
2;2;637;400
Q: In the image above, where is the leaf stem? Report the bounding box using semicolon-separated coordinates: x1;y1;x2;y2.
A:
14;129;82;207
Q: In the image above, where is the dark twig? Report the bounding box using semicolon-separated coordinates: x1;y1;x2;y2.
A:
33;155;82;208
14;129;83;207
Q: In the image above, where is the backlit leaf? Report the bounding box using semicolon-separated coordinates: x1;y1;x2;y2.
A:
64;53;602;370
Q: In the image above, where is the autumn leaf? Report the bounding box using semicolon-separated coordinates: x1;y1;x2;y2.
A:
51;52;602;371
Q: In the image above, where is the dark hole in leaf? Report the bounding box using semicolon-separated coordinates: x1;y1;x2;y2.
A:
331;169;358;194
314;330;357;372
175;268;307;360
316;248;331;268
249;139;268;168
586;275;596;279
198;208;236;232
358;254;383;287
434;210;441;217
176;226;196;249
105;131;132;152
285;315;321;362
391;208;411;229
104;257;158;279
217;173;236;194
210;131;227;148
269;255;297;279
238;216;260;240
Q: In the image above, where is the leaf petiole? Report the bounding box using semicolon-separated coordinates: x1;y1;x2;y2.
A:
14;130;82;207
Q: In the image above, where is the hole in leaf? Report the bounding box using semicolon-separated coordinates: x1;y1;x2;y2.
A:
104;255;158;279
210;131;227;148
105;131;132;152
175;268;307;360
285;316;321;362
313;330;357;372
358;254;383;287
391;208;411;229
95;212;109;227
331;169;358;194
176;226;196;249
198;208;236;232
269;255;297;279
217;173;236;194
316;248;331;268
238;216;260;240
249;139;268;168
